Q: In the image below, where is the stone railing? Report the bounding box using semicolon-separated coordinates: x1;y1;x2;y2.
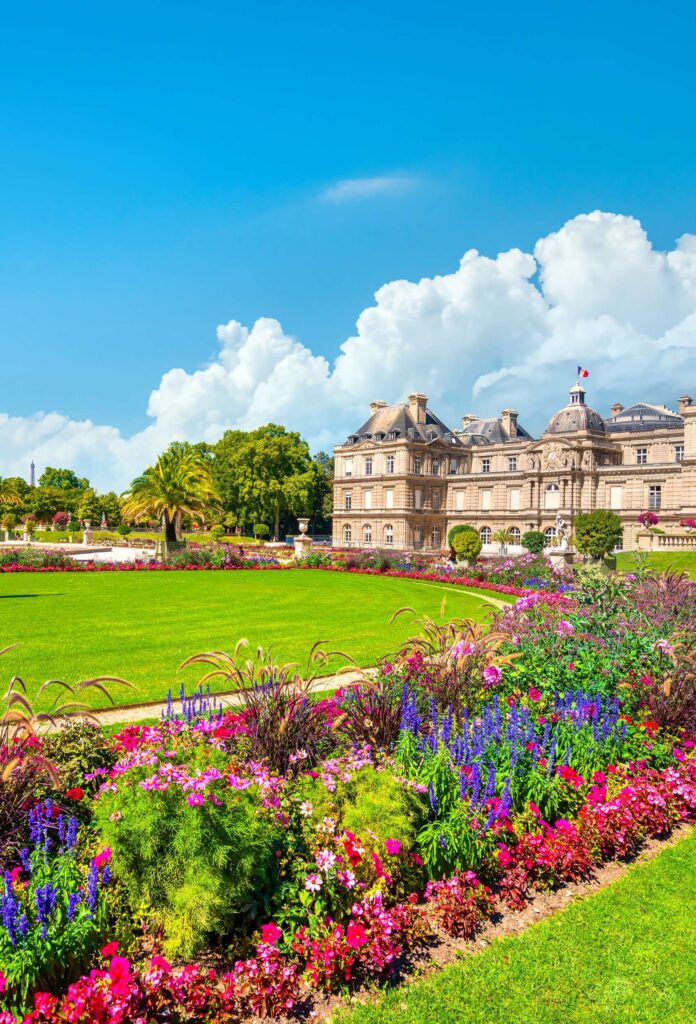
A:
637;530;696;550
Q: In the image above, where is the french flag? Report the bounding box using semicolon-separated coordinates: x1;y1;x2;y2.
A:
577;365;589;378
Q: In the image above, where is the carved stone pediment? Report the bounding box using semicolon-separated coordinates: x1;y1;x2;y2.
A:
525;439;577;471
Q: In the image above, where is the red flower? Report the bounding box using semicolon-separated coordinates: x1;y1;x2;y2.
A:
345;923;368;948
65;786;84;801
260;922;282;946
101;941;120;958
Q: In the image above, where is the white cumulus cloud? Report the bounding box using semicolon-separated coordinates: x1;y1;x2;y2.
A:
2;211;696;492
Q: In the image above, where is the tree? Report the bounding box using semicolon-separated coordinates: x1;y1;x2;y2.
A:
25;486;70;523
76;489;102;524
99;492;123;528
453;530;483;563
492;527;515;553
122;444;220;543
521;530;545;554
574;509;623;560
38;467;89;490
447;524;476;557
0;477;22;506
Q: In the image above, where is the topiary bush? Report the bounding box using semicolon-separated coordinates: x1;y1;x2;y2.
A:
574;509;623;559
209;524;226;543
453;530;482;563
521;530;545;554
253;523;270;540
447;524;476;555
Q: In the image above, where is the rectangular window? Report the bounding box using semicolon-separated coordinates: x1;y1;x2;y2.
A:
414;488;422;510
675;445;684;463
507;455;517;472
636;447;647;465
364;489;372;510
364;456;373;476
481;458;490;473
344;458;353;477
385;488;394;509
509;488;521;511
610;485;623;510
432;458;440;475
455;489;465;511
433;491;441;510
481;489;492;511
649;485;661;510
414;456;422;474
344;491;352;511
386;455;395;474
449;458;459;474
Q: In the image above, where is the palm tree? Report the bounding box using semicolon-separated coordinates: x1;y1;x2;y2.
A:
0;478;22;506
492;527;515;555
122;445;220;542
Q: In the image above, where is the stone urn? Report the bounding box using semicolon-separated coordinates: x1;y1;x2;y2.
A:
82;519;93;546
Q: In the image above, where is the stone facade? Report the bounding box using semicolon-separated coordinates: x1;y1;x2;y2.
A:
332;387;696;552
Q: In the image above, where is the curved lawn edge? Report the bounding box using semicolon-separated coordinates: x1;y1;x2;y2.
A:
335;825;696;1024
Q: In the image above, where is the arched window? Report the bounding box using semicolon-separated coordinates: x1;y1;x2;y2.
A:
510;526;521;544
544;526;557;545
431;525;441;547
363;524;372;546
544;483;561;510
343;524;352;545
384;524;394;546
480;526;492;545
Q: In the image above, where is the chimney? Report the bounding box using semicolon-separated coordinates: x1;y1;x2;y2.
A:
370;399;387;415
610;402;624;417
461;413;477;430
408;392;428;425
679;395;692;416
501;408;518;438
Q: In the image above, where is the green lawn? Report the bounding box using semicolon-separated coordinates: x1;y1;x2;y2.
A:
0;569;501;710
338;829;696;1024
617;550;696;579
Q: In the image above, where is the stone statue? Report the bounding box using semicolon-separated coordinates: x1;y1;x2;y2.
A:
554;513;570;550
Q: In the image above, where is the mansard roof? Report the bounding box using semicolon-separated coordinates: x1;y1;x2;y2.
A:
347;403;462;445
458;417;533;445
605;402;683;433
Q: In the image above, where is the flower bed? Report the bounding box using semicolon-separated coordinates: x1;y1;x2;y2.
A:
1;569;694;1021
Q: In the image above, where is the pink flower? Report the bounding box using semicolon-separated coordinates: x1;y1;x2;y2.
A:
673;748;685;762
345;922;368;948
151;954;171;973
528;687;542;701
93;847;112;868
557;620;575;636
305;873;322;892
483;665;502;688
0;970;5;995
568;662;576;671
384;838;401;856
260;922;282;946
101;940;120;958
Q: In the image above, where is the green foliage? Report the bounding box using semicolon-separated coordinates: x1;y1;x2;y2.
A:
521;530;545;554
94;761;282;957
37;467;89;490
76;488;102;523
116;523;131;536
453;530;483;562
42;722;117;795
447;524;476;550
253;522;270;538
209;523;226;542
574;509;623;559
302;765;426;854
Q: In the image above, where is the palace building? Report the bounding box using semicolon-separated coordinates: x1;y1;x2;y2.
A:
331;384;696;552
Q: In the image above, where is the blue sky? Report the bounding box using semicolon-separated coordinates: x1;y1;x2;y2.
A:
2;1;696;486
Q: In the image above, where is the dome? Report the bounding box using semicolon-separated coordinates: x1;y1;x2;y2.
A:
545;383;606;435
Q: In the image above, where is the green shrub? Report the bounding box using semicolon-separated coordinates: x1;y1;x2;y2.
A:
453;530;482;562
575;509;623;559
521;530;545;553
94;761;282;958
209;524;225;543
117;523;131;537
447;524;476;552
301;764;426;855
253;523;270;539
42;722;117;795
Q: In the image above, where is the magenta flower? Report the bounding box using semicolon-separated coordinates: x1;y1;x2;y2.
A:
260;922;282;946
483;665;502;687
384;838;401;856
304;873;322;893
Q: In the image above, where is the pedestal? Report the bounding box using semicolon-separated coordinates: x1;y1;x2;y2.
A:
293;535;313;561
547;549;575;570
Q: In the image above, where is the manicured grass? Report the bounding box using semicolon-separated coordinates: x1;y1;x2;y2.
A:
0;569;502;710
338;829;696;1024
617;550;696;579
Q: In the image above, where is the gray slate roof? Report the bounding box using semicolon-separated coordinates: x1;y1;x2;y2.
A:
348;404;461;445
605;402;683;433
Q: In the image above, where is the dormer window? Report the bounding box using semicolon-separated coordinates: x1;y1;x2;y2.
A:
388;430;399;440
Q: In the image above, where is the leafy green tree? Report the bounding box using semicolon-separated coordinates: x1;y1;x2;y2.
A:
38;467;89;490
122;444;220;542
453;530;483;562
25;487;73;522
521;530;545;554
76;489;102;523
574;509;623;559
98;492;122;528
0;477;23;507
447;524;476;556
